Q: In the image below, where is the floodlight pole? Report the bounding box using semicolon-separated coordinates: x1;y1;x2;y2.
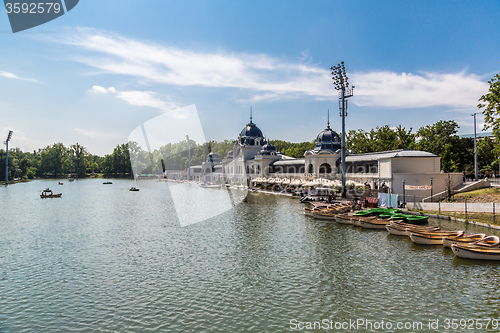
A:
472;112;478;181
331;61;354;198
4;131;13;185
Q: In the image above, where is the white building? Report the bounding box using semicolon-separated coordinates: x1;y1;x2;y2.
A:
189;115;463;198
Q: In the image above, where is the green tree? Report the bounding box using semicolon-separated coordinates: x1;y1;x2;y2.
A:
478;72;500;138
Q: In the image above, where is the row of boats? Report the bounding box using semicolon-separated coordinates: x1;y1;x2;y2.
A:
304;205;500;261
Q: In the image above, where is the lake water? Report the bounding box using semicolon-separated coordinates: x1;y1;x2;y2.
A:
2;179;500;332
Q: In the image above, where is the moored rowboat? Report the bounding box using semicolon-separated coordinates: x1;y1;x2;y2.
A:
386;221;440;236
452;236;500;260
335;213;353;225
442;233;487;249
408;230;463;245
359;218;390;229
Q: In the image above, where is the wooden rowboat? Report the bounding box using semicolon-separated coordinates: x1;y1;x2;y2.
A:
442;233;487;249
335;213;353;225
408;230;463;245
452;236;500;260
359;218;390;229
386;221;439;236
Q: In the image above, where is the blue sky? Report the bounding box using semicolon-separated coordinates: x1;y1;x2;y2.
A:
1;0;499;155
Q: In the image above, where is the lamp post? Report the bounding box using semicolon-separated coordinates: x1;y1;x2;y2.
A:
331;61;354;198
430;177;433;202
76;156;80;180
4;130;13;185
472;112;478;181
186;135;191;181
402;179;406;207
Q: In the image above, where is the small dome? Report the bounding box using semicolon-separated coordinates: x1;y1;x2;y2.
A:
314;126;341;152
206;152;220;164
260;142;276;155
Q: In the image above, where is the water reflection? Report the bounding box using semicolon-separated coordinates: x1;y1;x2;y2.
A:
3;180;500;331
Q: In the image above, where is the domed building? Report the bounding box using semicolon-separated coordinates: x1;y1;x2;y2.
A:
221;113;291;184
304;119;343;176
186;109;463;200
313;122;341;153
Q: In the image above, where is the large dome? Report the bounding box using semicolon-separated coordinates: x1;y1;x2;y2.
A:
239;121;264;138
314;126;341;152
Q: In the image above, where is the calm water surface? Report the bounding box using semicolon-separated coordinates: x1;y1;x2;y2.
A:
1;179;500;332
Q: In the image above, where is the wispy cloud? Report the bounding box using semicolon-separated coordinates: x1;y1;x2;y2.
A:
0;127;39;151
63;28;489;109
90;85;187;118
0;71;38;82
351;71;489;109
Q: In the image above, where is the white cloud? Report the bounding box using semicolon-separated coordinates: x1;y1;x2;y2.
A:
60;28;332;98
89;85;187;118
351;71;489;109
0;127;39;152
90;85;115;94
0;71;38;82
63;28;489;110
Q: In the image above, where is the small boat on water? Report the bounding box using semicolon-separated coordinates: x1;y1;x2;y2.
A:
352;216;376;227
386;221;440;236
452;236;500;260
359;218;390;229
407;230;463;245
58;182;63;185
335;213;353;224
103;181;113;184
129;187;140;191
442;233;487;249
405;215;429;224
312;211;337;220
40;188;62;198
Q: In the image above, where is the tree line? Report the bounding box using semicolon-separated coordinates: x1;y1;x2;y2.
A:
2;69;499;181
0;120;495;181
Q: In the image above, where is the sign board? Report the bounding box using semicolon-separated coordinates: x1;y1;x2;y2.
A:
405;185;432;190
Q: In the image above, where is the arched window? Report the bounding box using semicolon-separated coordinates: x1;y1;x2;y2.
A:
319;163;332;174
299;166;305;174
308;164;314;174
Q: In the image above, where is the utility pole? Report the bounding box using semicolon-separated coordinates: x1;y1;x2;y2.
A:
331;61;354;197
472;112;478;181
4;131;13;185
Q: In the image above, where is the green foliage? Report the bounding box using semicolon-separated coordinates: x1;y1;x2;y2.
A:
479;72;500;138
415;120;463;172
271;140;315;158
346;125;415;153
